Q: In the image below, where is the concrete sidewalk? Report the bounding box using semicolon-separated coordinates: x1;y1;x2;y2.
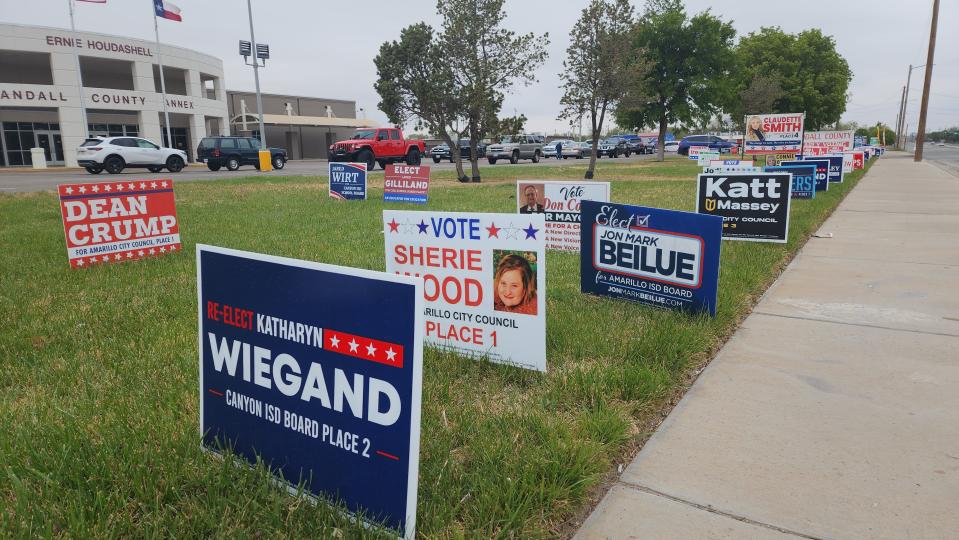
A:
576;153;959;540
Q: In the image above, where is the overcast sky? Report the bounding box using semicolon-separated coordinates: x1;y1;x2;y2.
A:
2;0;956;133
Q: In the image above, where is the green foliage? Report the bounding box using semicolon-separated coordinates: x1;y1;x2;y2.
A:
730;27;852;130
488;114;528;142
855;124;896;145
926;127;959;143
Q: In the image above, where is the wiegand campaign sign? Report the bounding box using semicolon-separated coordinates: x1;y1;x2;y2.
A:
58;180;180;268
766;165;816;199
383;211;547;371
580;200;722;316
385;164;430;204
696;173;792;243
329;162;367;200
515;180;610;252
743;113;804;154
802;130;854;156
781;159;829;193
197;245;423;539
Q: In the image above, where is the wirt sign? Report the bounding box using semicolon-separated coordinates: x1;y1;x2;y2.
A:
696;173;792;243
580;200;722;316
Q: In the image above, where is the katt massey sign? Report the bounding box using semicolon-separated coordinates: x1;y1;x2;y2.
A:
197;245;423;539
383;211;547;371
385;164;430;204
580;200;722;316
516;180;610;252
696;173;792;243
58;180;180;268
329;162;367;200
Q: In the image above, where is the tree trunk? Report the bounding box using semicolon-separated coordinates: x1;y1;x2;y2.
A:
657;115;667;162
441;132;467;182
469;135;481;182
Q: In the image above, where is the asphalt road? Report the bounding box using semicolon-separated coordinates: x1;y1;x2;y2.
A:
910;143;959;178
0;153;660;193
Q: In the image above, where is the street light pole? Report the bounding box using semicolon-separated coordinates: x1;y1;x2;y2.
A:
246;0;267;151
914;0;939;162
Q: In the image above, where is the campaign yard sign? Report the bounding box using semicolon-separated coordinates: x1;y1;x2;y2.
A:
743;113;804;154
197;245;423;539
383;211;547;371
702;165;761;174
696;151;721;166
58;180;180;269
841;152;855;173
696;173;792;243
329;162;367;200
782;159;829;193
766;165;816;199
385;164;430;204
687;146;709;160
709;159;748;167
802;130;854;156
580;200;722;316
854;135;866;147
820;155;845;183
515;180;610;252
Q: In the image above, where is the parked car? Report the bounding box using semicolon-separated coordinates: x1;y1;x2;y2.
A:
487;134;545;164
677;134;735;155
196;136;287;171
664;141;680;152
562;141;592;159
600;137;631;158
328;127;425;170
543;139;574;159
77;136;187;175
431;140;486;163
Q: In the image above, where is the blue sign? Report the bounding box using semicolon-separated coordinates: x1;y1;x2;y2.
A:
819;155;844;183
766;165;816;199
580;200;723;316
854;135;866;147
782;159;829;192
329;162;368;200
198;245;423;538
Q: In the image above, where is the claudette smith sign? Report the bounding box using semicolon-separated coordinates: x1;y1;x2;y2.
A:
580;200;722;316
58;180;180;268
198;245;423;539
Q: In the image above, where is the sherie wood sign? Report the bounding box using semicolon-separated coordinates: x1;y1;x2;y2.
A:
58;180;180;268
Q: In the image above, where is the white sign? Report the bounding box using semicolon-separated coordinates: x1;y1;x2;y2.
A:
383;211;547;371
516;180;610;252
702;165;762;174
803;130;854;156
696;152;721;166
744;113;804;154
688;146;710;160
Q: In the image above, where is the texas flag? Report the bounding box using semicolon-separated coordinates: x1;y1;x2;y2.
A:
154;0;182;21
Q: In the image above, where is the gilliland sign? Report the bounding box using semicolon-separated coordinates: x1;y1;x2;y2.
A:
803;130;854;156
58;180;180;268
696;173;792;243
766;165;816;199
383;211;547;371
384;165;430;204
580;200;722;316
329;162;367;200
515;180;610;252
197;245;423;539
743;113;804;154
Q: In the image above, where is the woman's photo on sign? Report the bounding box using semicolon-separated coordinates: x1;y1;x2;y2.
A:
492;250;538;315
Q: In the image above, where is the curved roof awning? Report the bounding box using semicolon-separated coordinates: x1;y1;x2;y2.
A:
230;113;376;129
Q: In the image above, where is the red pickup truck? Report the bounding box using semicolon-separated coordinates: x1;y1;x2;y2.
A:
328;127;425;170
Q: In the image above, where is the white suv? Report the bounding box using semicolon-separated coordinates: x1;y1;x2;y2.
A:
77;137;188;175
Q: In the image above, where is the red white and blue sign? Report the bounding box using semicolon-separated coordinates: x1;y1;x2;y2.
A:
766;165;816;199
580;200;722;316
197;245;423;539
329;162;367;200
384;164;430;204
782;159;829;193
818;155;845;183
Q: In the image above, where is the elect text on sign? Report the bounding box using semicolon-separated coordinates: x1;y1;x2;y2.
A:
696;173;792;243
385;165;430;204
516;180;610;252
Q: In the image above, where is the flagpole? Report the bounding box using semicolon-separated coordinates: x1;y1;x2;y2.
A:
152;1;173;148
67;0;90;137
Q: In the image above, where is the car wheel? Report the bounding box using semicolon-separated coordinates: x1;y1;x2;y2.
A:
356;150;374;171
405;148;421;166
166;156;184;173
272;156;285;170
104;155;125;174
148;166;163;173
226;156;241;171
532;151;540;163
85;165;102;174
510;150;519;164
207;163;221;171
432;157;440;163
625;151;632;158
488;158;497;165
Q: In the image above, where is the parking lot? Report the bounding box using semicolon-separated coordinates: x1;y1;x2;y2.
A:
0;152;662;193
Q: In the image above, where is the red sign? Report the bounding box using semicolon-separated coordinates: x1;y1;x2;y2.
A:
384;164;430;204
844;151;865;170
58;180;180;269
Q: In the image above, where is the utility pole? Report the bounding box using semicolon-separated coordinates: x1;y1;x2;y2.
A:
914;0;939;162
896;85;905;149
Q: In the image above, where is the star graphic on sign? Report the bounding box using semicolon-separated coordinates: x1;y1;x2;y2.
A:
504;222;519;240
417;220;428;234
125;252;133;258
127;183;135;190
104;184;113;192
388;218;399;233
159;246;167;253
101;255;110;262
88;257;98;264
139;182;147;189
91;184;100;193
65;187;74;195
150;182;158;188
385;348;397;362
329;334;340;348
115;184;124;191
348;339;359;353
75;259;84;266
78;186;87;194
486;222;500;238
137;250;145;257
523;223;539;239
160;181;168;188
148;248;156;255
114;253;122;261
365;342;377;356
400;220;417;234
169;245;177;251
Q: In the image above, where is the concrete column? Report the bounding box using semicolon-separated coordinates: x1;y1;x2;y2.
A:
189;114;206;161
213;76;226;102
50;52;84;167
220;116;230;136
132;61;155;92
185;69;202;98
140;110;163;147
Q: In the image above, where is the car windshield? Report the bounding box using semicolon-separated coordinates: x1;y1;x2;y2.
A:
81;139;103;147
198;138;215;150
500;136;517;144
352;129;376;140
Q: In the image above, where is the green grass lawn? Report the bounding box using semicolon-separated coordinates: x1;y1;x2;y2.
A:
0;157;870;538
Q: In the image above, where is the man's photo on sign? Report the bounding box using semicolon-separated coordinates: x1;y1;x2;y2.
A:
492;250;538;315
519;184;545;214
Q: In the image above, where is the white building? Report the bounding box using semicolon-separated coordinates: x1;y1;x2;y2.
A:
0;23;229;167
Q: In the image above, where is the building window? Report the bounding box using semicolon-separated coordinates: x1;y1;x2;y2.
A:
79;56;135;90
88;124;139;137
0;50;53;84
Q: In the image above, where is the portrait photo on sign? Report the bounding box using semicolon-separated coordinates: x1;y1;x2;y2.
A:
518;183;545;214
492;250;538;315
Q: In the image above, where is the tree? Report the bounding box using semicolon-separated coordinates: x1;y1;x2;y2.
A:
438;0;548;182
616;0;736;161
487;114;527;142
855;124;896;145
559;0;641;179
374;24;468;176
729;74;784;131
732;27;852;130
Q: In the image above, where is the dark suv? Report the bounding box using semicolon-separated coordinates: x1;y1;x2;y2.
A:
196;136;288;171
677;135;734;156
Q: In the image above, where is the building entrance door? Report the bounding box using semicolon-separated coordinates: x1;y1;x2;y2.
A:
35;130;64;165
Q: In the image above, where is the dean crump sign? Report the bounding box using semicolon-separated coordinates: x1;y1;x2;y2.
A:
197;245;423;539
580;200;722;316
696;173;792;243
